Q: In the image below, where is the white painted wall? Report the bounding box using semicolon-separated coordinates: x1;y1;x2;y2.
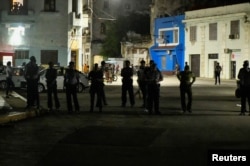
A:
184;3;250;79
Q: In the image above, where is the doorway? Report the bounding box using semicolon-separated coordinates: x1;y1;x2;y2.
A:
230;61;236;79
190;54;200;77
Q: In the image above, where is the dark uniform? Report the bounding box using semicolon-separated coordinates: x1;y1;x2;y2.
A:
5;61;14;98
88;63;104;112
215;62;222;85
24;56;40;109
45;62;60;111
121;60;135;107
137;60;147;108
100;61;108;105
145;63;162;115
237;60;250;115
64;62;80;113
177;65;196;113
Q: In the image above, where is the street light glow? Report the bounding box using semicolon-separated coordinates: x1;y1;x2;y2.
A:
9;26;24;46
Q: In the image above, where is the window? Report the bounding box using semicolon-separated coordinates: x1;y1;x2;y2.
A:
44;0;56;12
209;23;217;40
230;20;240;39
190;26;197;41
158;27;179;46
10;0;27;15
14;50;29;59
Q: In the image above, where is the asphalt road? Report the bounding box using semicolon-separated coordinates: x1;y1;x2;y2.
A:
1;76;249;166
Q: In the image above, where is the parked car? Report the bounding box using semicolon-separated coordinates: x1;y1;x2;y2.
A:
0;67;26;89
21;66;89;93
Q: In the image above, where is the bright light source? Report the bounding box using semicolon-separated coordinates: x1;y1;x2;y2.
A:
9;26;25;46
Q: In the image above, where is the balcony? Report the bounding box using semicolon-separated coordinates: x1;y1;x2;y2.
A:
1;10;35;24
70;12;82;27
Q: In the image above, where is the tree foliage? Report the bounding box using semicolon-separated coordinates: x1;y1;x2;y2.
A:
100;12;150;58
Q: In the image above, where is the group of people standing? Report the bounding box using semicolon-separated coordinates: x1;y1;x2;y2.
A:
22;56;80;114
5;56;250;116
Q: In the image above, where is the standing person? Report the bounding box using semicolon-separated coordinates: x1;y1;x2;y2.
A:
45;61;60;112
83;64;88;74
184;61;189;68
237;60;250;115
64;61;80;113
145;62;163;115
121;60;135;107
116;64;119;74
88;63;103;112
136;60;147;108
177;65;196;113
100;61;108;105
5;61;14;98
175;63;180;75
214;62;222;85
24;56;40;109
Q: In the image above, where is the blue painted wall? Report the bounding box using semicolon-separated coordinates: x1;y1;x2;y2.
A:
149;15;185;72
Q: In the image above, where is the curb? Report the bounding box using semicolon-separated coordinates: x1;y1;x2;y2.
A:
0;91;45;125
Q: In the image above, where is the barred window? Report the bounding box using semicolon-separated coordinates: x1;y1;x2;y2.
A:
209;23;217;40
14;50;29;59
190;26;197;41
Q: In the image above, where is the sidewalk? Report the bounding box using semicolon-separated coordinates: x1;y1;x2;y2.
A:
0;91;43;125
0;76;236;125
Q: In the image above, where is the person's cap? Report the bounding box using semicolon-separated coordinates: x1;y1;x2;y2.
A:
140;60;145;64
30;56;36;61
243;60;249;66
101;61;106;65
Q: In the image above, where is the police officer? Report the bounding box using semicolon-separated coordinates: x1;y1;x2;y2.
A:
5;61;14;98
100;61;108;105
137;60;147;108
177;65;196;113
237;60;250;115
88;63;104;112
64;61;80;113
45;61;60;112
24;56;40;109
121;60;135;107
214;62;222;85
145;62;163;115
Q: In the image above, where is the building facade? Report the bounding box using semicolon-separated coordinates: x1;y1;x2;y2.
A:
149;15;185;73
86;0;151;67
0;0;86;71
183;3;250;79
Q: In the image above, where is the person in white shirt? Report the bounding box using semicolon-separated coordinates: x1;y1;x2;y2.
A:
5;61;14;98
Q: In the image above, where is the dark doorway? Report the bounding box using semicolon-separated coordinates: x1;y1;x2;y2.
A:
190;54;200;77
230;61;236;79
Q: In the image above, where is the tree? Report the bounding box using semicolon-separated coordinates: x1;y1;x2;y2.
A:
100;12;150;58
